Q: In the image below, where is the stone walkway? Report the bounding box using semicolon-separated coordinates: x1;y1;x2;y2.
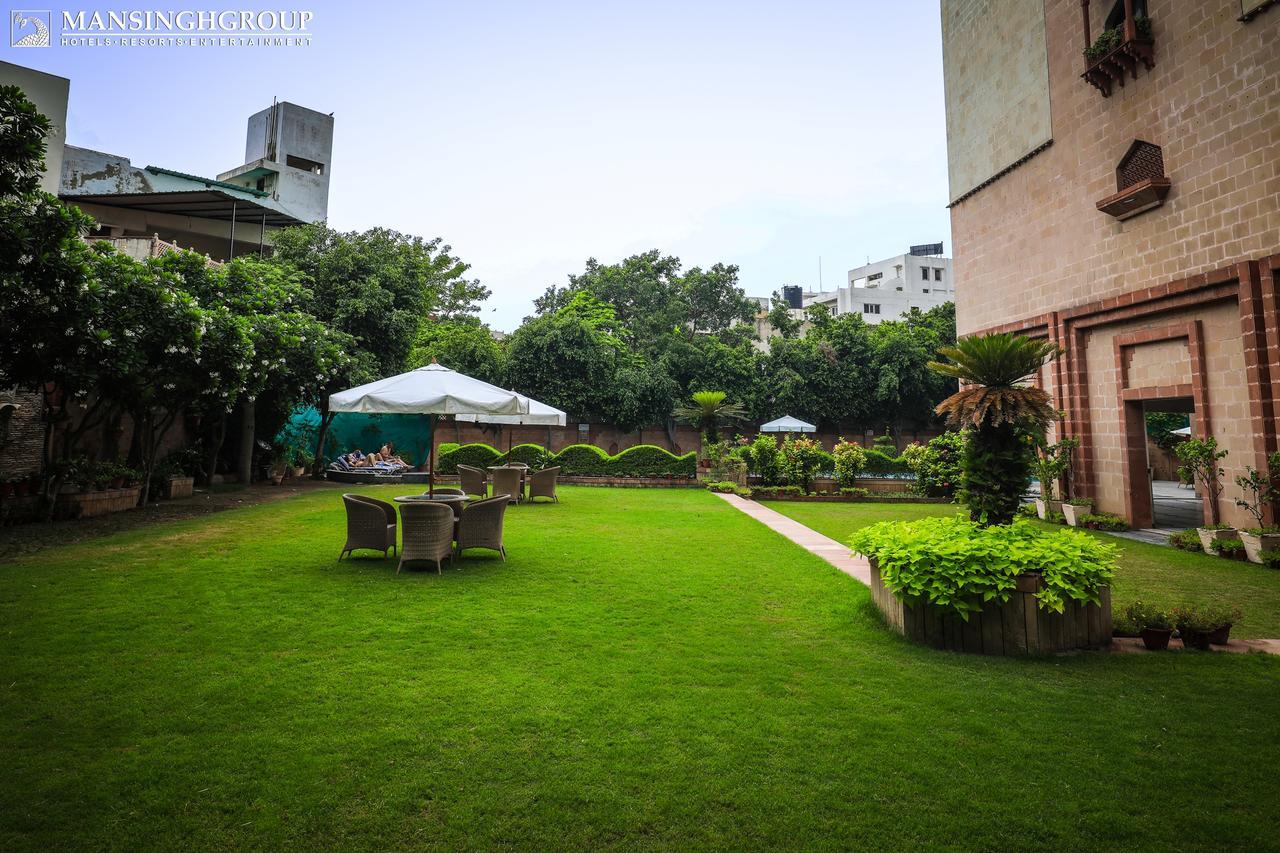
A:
714;492;871;585
716;492;1279;656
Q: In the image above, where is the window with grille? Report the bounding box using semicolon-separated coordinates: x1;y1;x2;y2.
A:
1116;140;1165;191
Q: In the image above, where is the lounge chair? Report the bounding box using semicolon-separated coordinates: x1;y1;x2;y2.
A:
455;495;509;560
458;464;487;498
397;501;455;574
527;466;561;503
339;494;397;560
490;467;523;504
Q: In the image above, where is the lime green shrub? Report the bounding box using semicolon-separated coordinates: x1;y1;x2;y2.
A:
849;517;1116;619
832;439;867;488
503;443;552;468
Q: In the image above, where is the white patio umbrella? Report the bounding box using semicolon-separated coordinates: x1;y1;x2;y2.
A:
1171;425;1192;436
329;362;529;495
454;396;568;455
760;415;817;434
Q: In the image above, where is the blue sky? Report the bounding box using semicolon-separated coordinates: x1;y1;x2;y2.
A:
7;0;951;331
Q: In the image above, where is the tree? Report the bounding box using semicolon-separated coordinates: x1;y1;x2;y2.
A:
1175;437;1229;527
930;333;1059;526
269;224;475;471
408;317;504;385
765;293;802;340
673;391;747;446
0;84;52;197
505;295;626;422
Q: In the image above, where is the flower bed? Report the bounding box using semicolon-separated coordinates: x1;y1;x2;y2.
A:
851;517;1116;655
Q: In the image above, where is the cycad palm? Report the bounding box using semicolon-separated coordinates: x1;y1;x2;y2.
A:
929;333;1060;525
673;390;747;445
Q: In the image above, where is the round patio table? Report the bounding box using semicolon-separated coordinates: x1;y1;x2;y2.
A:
394;492;468;519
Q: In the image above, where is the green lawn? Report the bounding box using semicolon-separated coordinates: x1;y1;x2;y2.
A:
2;487;1278;849
762;500;1280;639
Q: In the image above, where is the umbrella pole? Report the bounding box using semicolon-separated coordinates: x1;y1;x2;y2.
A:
428;414;437;497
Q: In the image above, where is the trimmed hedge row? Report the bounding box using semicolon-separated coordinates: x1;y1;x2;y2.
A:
862;448;912;477
435;442;696;478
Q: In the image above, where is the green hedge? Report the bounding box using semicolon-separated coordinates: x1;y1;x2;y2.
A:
862;448;912;477
436;442;502;474
503;443;552;468
552;444;611;475
605;444;696;477
437;441;696;478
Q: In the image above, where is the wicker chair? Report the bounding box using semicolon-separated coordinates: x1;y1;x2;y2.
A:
455;495;509;560
397;501;455;574
339;494;397;560
429;487;466;497
490;467;523;504
457;464;487;498
527;466;561;503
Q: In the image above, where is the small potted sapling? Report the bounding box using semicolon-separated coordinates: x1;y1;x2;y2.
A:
1234;451;1280;563
1033;437;1077;520
1174;603;1241;649
1174;437;1237;553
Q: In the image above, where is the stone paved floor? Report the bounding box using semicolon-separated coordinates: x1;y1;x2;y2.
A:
713;492;870;586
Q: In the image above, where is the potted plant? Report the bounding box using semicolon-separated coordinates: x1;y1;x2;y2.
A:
1206;604;1241;646
1234;451;1280;562
1062;497;1094;527
1124;601;1174;651
1173;605;1216;651
269;445;289;485
1033;437;1078;520
1211;538;1246;560
1175;437;1235;552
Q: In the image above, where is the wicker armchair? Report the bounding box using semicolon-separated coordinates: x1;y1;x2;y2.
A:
457;464;488;498
429;487;466;497
455;495;509;560
397;501;455;574
340;494;397;560
527;466;561;503
490;467;523;504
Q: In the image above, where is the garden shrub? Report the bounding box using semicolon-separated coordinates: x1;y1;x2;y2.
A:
832;439;867;488
1211;538;1245;558
840;487;871;497
814;449;835;477
606;445;696;477
779;436;825;493
849;516;1117;619
753;485;806;497
903;431;965;498
1080;512;1129;531
745;433;782;485
437;442;501;474
503;443;552;468
862;449;912;478
1168;528;1203;551
552;444;611;475
704;481;739;493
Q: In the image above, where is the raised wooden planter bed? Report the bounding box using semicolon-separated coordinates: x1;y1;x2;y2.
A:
164;476;195;500
56;486;142;519
869;559;1112;656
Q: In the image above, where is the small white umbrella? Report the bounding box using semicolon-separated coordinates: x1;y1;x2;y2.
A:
1171;426;1192;436
329;362;529;494
760;415;817;434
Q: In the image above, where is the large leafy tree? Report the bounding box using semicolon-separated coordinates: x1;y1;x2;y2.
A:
673;390;748;445
930;332;1059;526
407;316;505;385
269;224;478;468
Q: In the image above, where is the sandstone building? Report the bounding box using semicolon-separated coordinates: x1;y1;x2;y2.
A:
941;0;1279;527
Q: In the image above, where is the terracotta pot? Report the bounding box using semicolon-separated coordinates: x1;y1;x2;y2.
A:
1140;627;1173;651
111;476;125;488
1062;502;1093;527
1238;531;1280;564
1208;624;1233;646
1197;527;1240;553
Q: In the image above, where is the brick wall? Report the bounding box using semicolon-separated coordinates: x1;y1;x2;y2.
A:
951;1;1279;336
0;389;45;479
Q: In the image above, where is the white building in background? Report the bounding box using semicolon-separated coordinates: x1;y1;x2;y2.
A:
805;248;954;324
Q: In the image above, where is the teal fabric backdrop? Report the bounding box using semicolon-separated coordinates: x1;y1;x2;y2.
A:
279;407;433;467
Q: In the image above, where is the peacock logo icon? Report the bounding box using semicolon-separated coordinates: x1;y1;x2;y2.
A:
10;10;51;47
